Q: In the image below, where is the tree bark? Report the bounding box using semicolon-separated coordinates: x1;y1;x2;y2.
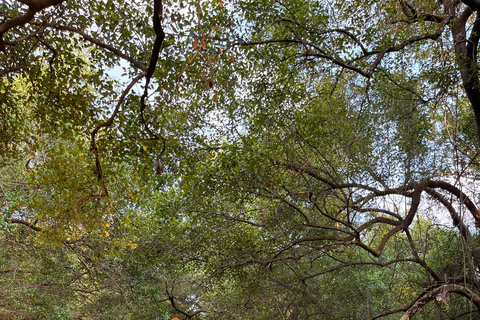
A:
400;284;480;319
451;6;480;142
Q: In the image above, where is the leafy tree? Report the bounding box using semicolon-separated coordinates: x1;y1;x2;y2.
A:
3;0;480;319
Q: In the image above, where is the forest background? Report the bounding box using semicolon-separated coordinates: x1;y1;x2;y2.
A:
2;0;480;319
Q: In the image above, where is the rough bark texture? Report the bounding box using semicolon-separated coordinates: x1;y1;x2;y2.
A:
451;3;480;142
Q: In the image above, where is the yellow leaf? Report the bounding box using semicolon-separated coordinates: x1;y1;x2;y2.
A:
142;145;147;151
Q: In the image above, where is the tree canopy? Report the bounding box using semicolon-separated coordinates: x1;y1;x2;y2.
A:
3;0;480;319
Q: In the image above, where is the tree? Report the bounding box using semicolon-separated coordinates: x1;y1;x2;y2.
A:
3;0;480;319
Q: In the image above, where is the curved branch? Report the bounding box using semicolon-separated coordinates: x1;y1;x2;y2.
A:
229;38;372;77
400;284;480;320
398;0;444;23
425;188;475;244
423;180;480;226
231;13;449;79
356;216;401;234
284;161;396;194
360;184;423;257
7;218;42;231
167;290;205;319
301;258;418;281
0;0;67;52
217;241;347;270
446;309;480;320
90;72;145;195
31;22;148;71
140;0;166;140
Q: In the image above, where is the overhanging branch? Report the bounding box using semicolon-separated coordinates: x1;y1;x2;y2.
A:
31;22;148;71
0;0;67;52
400;284;480;319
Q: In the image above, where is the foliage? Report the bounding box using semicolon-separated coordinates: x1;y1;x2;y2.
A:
3;0;480;319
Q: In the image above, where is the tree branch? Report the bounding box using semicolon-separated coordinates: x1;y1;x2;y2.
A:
0;0;67;52
462;0;480;11
31;22;148;71
167;290;205;319
400;284;480;319
423;180;480;226
7;218;42;231
90;72;145;195
140;0;166;140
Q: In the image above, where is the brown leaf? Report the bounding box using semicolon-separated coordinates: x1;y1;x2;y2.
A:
156;165;163;175
230;56;235;63
205;80;213;90
200;39;207;49
193;39;199;50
